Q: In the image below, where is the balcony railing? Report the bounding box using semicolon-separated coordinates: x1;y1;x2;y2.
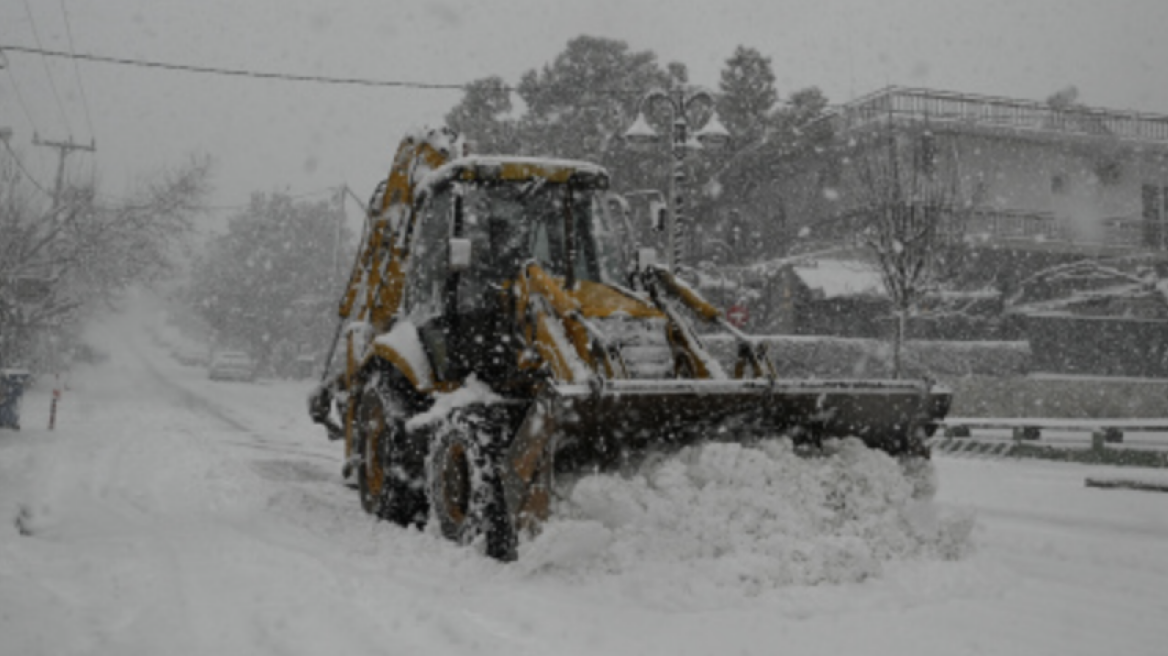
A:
832;87;1168;144
960;208;1164;250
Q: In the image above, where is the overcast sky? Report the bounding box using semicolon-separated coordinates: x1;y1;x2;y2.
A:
3;0;1167;233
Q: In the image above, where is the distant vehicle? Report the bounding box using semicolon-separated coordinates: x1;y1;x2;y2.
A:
207;351;256;382
71;343;109;365
173;345;209;367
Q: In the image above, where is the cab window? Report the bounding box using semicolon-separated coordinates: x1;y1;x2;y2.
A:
404;188;452;323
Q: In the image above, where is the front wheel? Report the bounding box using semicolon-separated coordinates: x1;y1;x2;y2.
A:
428;410;517;561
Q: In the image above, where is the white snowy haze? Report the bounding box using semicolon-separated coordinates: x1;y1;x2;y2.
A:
4;2;1168;655
2;0;1167;224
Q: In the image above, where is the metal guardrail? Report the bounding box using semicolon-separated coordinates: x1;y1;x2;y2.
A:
832;87;1168;144
961;209;1065;241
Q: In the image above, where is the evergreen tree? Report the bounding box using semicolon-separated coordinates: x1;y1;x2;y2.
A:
717;46;778;144
444;76;517;154
515;36;673;168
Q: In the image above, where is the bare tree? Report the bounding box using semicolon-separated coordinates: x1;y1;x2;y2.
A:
0;155;211;369
849;123;971;378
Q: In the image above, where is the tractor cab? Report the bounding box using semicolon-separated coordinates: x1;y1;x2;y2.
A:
403;157;619;390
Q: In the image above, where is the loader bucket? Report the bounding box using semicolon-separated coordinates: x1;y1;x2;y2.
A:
522;378;950;474
498;377;949;533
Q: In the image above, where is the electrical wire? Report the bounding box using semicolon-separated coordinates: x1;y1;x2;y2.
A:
3;63;42;135
18;0;74;137
57;0;97;144
201;187;337;211
0;44;469;91
0;43;834;110
92;186;336;211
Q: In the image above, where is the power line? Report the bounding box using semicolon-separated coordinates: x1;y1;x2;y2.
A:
93;185;336;211
3;63;42;135
0;43;848;125
0;43;837;110
0;44;470;91
202;187;338;211
19;0;75;137
57;0;97;143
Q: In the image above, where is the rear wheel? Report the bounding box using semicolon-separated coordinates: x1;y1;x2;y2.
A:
428;409;517;561
356;380;428;526
356;387;387;515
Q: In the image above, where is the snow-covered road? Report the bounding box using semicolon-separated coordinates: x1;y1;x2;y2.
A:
3;311;1167;656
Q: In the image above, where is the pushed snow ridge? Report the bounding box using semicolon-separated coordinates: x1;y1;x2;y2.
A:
520;438;975;604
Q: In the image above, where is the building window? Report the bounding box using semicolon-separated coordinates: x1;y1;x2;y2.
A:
1096;160;1122;185
916;131;937;176
1142;184;1166;250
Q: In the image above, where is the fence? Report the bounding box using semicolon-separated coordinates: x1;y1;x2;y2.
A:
832;87;1168;144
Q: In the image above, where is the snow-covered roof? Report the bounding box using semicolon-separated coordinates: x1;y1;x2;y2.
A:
417;155;610;197
792;260;886;299
1008;260;1167;317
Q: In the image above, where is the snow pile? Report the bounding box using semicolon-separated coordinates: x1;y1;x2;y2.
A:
521;438;974;604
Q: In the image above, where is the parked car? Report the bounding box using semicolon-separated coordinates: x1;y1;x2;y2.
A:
207;351;256;382
173;344;209;367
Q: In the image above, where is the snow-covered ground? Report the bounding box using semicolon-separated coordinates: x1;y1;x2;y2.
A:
3;309;1168;656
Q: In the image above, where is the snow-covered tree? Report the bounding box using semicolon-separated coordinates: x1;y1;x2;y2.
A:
444;76;518;154
442;35;678;194
516;35;674;165
717;46;778;144
0;155;210;370
189;192;350;371
701;84;833;261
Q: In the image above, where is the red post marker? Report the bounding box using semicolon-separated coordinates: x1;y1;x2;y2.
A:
727;303;749;329
48;387;60;430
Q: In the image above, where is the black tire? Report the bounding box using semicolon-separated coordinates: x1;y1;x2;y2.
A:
356;381;428;527
428;409;517;561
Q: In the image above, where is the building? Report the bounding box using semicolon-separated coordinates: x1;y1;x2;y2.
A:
756;86;1168;260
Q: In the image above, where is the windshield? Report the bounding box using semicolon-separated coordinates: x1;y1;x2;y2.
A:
460;181;625;285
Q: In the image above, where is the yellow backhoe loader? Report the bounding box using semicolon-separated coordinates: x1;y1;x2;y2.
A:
309;128;951;560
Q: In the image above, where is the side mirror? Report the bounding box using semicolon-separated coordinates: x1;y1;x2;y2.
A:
635;247;658;272
449;238;472;272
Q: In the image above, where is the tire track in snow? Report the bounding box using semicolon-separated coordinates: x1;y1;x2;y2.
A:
133;345;252;433
131;343;340;469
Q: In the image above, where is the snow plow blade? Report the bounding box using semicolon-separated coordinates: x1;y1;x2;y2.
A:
507;377;942;474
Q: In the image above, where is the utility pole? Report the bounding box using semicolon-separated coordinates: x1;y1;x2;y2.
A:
31;134;95;414
32;133;95;210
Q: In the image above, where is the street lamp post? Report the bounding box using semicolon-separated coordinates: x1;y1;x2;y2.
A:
625;84;731;271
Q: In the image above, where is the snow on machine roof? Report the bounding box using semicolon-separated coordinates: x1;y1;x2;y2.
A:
417;155;610;198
